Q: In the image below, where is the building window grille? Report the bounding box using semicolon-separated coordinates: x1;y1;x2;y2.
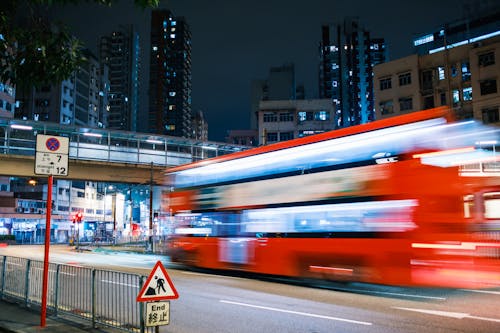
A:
263;113;277;122
480;79;497;95
440;93;446;106
379;77;392;90
478;51;495;67
423;95;434;109
399;97;413;111
482;107;499;124
398;72;411;86
279;132;293;141
279;112;293;122
266;132;278;142
422;70;433;90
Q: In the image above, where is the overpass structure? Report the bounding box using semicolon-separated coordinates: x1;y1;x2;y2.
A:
0;118;249;184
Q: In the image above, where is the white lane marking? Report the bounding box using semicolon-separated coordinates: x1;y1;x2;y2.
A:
461;289;500;295
220;300;372;326
353;289;446;300
182;271;241;280
101;279;138;288
331;286;446;300
393;307;500;323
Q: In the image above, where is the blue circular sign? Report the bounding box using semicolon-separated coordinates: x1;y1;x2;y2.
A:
46;137;60;151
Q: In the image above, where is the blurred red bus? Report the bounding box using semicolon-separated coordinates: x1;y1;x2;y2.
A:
163;107;500;288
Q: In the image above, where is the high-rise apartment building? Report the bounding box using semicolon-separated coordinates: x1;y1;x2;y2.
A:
191;110;208;141
99;25;140;131
319;18;386;128
148;10;192;138
14;49;109;127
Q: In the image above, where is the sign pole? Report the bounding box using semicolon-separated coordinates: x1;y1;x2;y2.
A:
34;134;69;328
40;174;53;327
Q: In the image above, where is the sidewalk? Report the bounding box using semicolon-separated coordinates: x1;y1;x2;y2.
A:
0;299;119;333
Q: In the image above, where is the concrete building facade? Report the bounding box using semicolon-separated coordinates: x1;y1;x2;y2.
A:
374;35;500;126
258;99;335;145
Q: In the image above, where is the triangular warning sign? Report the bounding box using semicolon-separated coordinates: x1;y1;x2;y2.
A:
136;261;179;302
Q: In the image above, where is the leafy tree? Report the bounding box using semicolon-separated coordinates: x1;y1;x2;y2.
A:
0;0;159;91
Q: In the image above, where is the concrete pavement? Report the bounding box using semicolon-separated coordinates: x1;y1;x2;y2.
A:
0;299;116;333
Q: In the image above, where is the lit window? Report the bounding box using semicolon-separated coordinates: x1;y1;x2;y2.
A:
461;61;471;81
453;89;460;105
379;100;393;115
315;111;329;121
463;87;472;101
169;91;176;97
451;66;458;77
438;66;445;80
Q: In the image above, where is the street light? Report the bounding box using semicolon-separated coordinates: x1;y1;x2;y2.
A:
102;184;115;243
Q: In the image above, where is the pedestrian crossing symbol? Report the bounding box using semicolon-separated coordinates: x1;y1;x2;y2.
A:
136;261;179;302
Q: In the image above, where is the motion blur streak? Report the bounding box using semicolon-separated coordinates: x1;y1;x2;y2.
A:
163;107;500;288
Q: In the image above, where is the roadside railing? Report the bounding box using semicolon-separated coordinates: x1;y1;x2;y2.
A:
0;255;158;333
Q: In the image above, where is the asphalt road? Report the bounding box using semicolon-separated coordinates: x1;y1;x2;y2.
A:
1;245;499;333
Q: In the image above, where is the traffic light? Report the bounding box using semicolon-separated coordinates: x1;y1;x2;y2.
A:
72;212;83;223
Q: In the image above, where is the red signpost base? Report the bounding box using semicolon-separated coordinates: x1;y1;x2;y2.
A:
40;174;53;327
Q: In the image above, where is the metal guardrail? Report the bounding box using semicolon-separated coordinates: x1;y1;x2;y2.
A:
0;255;160;333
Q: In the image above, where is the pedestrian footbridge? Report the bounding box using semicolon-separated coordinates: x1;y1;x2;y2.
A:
0;118;248;184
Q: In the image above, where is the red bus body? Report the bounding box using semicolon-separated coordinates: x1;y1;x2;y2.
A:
163;107;500;288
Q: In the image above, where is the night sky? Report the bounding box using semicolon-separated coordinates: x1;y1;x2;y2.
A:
52;0;466;142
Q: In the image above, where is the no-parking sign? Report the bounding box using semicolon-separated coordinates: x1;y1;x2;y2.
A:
35;134;69;176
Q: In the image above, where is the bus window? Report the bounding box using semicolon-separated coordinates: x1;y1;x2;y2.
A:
463;194;475;218
484;192;500;219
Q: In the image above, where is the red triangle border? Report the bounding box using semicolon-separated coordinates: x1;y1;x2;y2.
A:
136;260;179;302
